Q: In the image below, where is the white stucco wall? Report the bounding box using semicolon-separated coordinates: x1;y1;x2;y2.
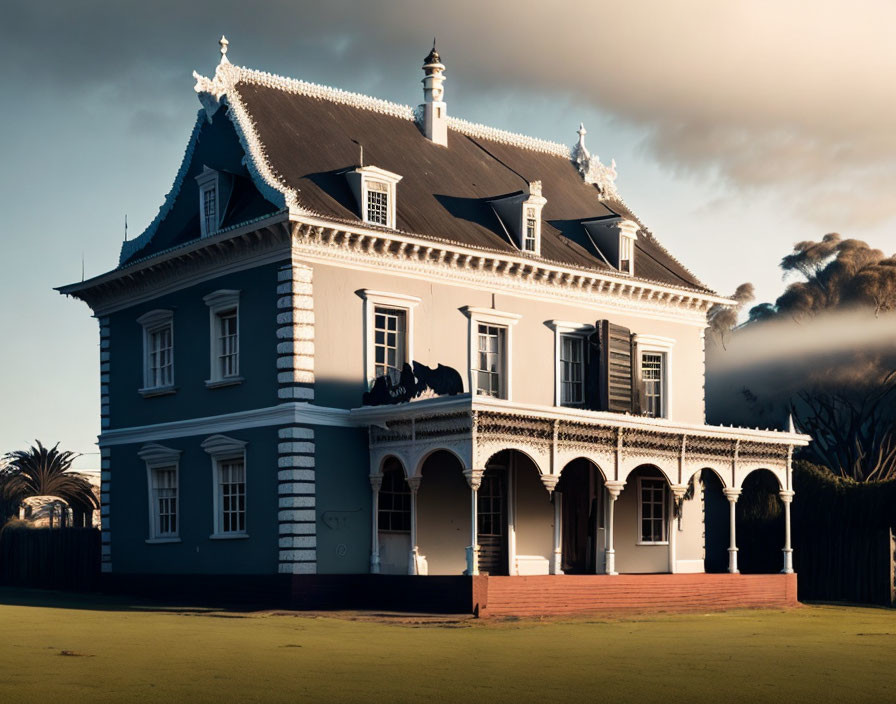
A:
416;453;469;575
511;461;553;575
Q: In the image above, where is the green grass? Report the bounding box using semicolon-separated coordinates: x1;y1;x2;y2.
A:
1;590;894;703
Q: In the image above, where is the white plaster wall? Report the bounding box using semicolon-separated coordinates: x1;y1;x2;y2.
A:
416;455;469;575
512;465;553;574
308;261;707;422
614;479;669;574
674;484;706;573
379;532;411;575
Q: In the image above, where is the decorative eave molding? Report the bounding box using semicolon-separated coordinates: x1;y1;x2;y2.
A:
200;433;247;456
136;443;182;464
289;216;734;323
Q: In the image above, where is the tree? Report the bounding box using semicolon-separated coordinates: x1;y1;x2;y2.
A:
1;441;98;515
708;282;754;348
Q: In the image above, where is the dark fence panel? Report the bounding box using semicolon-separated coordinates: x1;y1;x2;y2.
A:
0;524;101;591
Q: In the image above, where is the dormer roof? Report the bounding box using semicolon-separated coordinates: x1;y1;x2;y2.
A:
117;58;710;294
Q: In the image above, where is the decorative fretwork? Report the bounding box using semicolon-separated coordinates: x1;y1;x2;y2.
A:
687;436;739;461
621;430;681;458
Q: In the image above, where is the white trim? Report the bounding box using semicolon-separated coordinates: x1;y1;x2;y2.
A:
549;321;594;407
196;167;221;238
347;166;402;229
201;434;248;456
136;309;174;393
462;308;520;401
204;289;241;384
202;434;248;538
637;475;669;545
360;290;421;386
139;443;181;541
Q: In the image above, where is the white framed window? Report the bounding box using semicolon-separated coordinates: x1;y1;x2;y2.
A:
549;321;594;407
523;207;538;252
138;443;181;543
618;220;639;275
632;334;675;419
136;309;175;396
203;289;241;387
638;477;668;544
462;307;521;400
347;166;402;229
359;290;420;387
195;167;221;238
202;434;248;539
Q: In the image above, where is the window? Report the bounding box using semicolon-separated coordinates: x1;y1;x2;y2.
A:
620;234;633;274
201;434;248;538
523;207;538;252
347;166;402;229
138;443;181;542
639;478;668;543
560;334;585;406
360;290;420;387
195;167;221;238
136;309;175;395
150;467;178;538
204;290;241;387
475;324;506;397
462;307;520;400
373;306;407;383
366;181;389;226
641;352;663;417
217;458;246;534
378;468;410;532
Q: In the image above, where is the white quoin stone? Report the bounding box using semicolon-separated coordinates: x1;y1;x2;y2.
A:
420;42;447;147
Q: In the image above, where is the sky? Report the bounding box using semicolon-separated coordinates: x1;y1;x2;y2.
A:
1;0;894;468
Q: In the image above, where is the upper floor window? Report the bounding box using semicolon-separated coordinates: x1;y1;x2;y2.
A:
476;323;506;398
488;181;546;256
138;443;181;542
620;233;634;274
462;307;520;401
195;167;221;238
639;477;668;544
378;464;411;532
203;290;241;387
136;309;175;396
523;207;538;252
201;434;248;539
560;334;585;406
347;166;402;230
360;290;420;387
632;334;674;418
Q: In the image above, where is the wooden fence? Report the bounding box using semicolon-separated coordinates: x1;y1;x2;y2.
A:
0;523;101;591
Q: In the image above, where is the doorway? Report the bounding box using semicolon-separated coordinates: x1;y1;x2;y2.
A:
477;466;508;575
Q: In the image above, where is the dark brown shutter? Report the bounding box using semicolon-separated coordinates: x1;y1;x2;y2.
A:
594;320;634;413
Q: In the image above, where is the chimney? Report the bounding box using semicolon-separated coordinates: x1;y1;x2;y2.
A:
420;40;447;147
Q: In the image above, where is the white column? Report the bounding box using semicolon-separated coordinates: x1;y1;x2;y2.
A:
541;475;562;575
724;488;741;574
369;474;382;574
407;476;422;576
604;481;626;576
463;469;484;576
669;484;688;574
780;489;795;574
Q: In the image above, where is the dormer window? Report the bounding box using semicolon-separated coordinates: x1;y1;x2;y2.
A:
347;166;402;229
195;167;221;238
583;217;639;275
489;181;546;256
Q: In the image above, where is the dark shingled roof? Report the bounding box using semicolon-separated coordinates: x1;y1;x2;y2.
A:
234;80;711;292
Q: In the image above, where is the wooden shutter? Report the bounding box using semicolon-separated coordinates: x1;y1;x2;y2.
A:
594;320;634;413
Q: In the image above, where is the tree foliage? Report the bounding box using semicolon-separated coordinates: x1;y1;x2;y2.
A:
708;283;754;348
1;441;98;512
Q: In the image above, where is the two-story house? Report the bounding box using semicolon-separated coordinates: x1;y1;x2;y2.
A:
58;39;809;615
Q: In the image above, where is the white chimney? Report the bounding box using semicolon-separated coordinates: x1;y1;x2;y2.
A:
420;40;447;147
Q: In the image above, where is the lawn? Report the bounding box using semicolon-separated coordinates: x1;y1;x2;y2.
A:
0;590;894;703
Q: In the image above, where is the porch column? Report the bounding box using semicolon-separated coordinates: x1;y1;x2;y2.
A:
463;469;485;576
369;474;382;574
780;490;795;574
541;475;562;575
407;476;422;575
723;488;741;574
669;484;688;574
604;481;626;576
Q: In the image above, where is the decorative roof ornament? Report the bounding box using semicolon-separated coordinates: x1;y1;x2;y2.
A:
571;122;619;201
424;37;440;66
219;35;230;65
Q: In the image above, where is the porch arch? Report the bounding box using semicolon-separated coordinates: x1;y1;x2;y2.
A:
621;461;675;486
684;465;728;489
378;453;410;479
413;446;468;479
736;465;785;491
482;446;546;476
416;449;469;575
557;457;607;574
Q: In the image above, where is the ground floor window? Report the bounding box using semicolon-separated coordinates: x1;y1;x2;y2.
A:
150;466;178;538
378;467;410;532
639;478;667;543
216;457;246;535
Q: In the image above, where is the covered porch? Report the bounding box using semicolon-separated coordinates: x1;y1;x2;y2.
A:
352;395;810;581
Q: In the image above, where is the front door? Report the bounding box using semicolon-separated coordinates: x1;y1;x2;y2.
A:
477;467;508;575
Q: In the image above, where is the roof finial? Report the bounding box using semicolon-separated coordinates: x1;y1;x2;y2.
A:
219;35;230;65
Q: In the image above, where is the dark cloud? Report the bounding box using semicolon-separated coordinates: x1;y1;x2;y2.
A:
4;0;895;227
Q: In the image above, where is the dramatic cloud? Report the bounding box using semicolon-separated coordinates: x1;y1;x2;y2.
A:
4;0;895;227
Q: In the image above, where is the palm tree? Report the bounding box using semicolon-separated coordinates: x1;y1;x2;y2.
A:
1;441;98;515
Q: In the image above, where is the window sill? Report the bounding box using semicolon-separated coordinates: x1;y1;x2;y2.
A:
205;376;244;389
636;541;669;546
209;533;250;540
145;537;181;544
138;385;177;398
